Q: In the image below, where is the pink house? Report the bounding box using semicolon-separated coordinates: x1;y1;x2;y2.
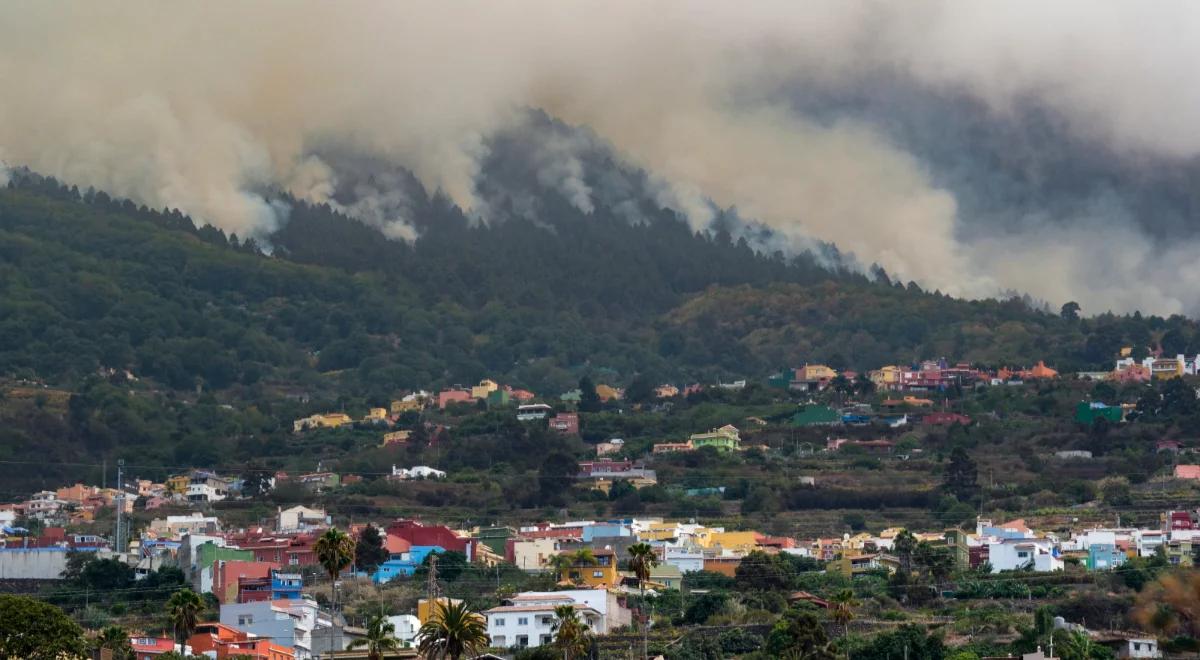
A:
1111;364;1151;383
437;389;473;409
1175;465;1200;480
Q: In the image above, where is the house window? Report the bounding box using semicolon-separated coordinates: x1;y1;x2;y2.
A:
593;571;604;578
516;635;529;648
540;635;553;645
494;618;505;626
518;617;528;626
238;615;254;625
289;555;299;566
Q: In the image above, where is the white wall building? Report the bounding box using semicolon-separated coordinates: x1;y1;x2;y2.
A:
386;614;421;647
1135;530;1166;557
147;513;222;539
221;598;323;660
485;591;620;650
988;539;1063;573
663;546;704;573
390;465;446;480
511;538;563;572
277;506;327;533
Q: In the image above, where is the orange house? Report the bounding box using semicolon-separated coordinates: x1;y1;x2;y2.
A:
188;622;294;660
702;556;743;577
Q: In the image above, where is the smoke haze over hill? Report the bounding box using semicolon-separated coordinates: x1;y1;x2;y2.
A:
4;2;1200;313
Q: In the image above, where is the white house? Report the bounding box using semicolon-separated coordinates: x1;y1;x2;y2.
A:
1112;637;1162;658
221;598;325;660
147;513;222;539
485;590;627;650
1134;529;1166;557
510;538;563;572
390;465;447;480
988;539;1063;573
277;506;327;533
516;404;553;421
186;472;229;503
386;614;421;647
663;546;704;573
25;491;66;520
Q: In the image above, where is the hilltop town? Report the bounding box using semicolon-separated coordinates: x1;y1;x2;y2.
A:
4;347;1200;658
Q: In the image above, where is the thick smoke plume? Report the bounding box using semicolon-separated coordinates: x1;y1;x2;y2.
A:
3;2;1200;314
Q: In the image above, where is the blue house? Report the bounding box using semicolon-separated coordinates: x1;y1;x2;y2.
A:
271;570;303;599
1087;543;1127;571
372;545;446;584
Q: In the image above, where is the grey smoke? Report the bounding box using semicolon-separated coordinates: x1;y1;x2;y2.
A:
2;2;1200;313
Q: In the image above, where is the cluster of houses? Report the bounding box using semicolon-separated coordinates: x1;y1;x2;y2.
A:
4;477;1191;658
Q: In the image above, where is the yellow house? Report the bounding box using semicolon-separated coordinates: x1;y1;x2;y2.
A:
639;522;691;543
365;407;389;421
869;365;903;389
417;597;475;624
166;475;190;495
471;380;499;399
705;530;760;553
595;384;622;402
798;364;837;381
561;548;619;588
380;430;411;447
391;399;423;414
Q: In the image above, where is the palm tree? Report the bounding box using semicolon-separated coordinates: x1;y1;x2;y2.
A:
548;553;576;583
417;600;489;660
627;542;658;660
95;625;133;660
348;612;400;660
829;588;860;638
315;527;355;659
552;604;591;660
166;588;204;651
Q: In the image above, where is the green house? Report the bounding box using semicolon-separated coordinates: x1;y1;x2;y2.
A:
767;369;794;389
791;405;840;426
486;389;511;408
689;425;740;451
1075;401;1122;424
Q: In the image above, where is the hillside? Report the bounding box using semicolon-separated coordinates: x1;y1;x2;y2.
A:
1;168;1198;488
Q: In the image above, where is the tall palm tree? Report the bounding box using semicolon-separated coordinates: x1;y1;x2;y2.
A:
348;612;400;660
829;588;860;638
627;542;658;660
315;527;356;659
417;600;489;660
552;604;591;660
166;588;204;651
95;625;133;660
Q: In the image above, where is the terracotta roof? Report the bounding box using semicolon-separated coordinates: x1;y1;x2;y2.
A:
385;534;412;554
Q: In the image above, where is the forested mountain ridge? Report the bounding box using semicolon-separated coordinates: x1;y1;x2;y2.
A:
1;169;1196;402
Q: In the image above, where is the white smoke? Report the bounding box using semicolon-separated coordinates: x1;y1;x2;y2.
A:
3;2;1200;313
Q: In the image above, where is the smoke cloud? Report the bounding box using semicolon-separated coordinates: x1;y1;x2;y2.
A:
2;2;1200;314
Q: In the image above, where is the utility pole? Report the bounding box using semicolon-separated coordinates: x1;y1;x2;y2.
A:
114;459;124;555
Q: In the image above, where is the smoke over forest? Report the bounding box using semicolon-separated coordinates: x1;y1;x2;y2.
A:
4;2;1200;314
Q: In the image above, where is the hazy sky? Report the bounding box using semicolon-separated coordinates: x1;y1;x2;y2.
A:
3;2;1200;314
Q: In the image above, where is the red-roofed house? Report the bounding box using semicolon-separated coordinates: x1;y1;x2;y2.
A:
188;622;294;660
212;560;280;605
1176;465;1200;480
386;520;473;559
384;534;413;555
131;636;181;660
